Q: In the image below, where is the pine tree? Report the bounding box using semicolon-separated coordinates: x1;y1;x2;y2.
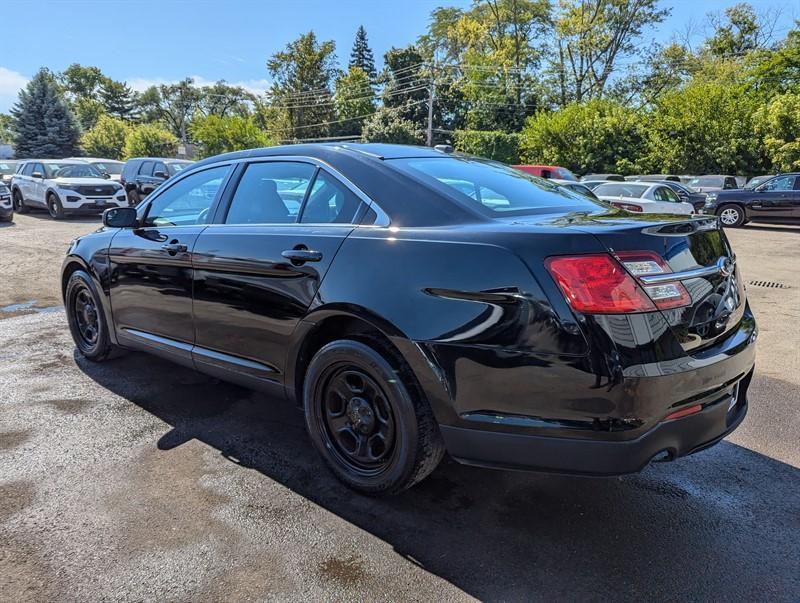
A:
349;25;377;81
10;68;81;158
99;78;137;121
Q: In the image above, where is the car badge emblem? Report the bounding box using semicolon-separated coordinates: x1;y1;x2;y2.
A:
717;256;734;277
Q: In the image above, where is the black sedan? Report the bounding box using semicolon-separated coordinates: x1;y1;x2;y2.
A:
61;144;756;494
703;172;800;227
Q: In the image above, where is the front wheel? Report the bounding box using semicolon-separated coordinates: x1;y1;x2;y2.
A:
717;204;745;227
303;339;444;495
65;270;120;361
47;193;65;219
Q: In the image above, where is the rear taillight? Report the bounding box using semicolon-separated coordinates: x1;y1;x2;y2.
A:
612;202;642;212
615;251;692;310
545;251;693;314
544;254;656;314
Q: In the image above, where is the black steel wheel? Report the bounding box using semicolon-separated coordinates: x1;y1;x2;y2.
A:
303;339;444;495
65;270;119;361
47;193;65;219
12;189;28;213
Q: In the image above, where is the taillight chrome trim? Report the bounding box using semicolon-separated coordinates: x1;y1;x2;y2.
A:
639;256;735;285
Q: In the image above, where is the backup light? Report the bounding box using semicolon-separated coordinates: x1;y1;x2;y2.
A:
615;251;692;310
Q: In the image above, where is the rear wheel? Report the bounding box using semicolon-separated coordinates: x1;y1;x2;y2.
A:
717;204;745;227
47;193;65;220
65;270;119;361
303;339;444;495
12;189;28;213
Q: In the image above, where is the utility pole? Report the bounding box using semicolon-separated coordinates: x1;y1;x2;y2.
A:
426;60;436;147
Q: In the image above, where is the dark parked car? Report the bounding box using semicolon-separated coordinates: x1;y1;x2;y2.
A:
0;182;13;221
703;172;800;227
687;175;739;193
61;143;756;495
743;175;776;190
120;157;193;205
654;180;707;211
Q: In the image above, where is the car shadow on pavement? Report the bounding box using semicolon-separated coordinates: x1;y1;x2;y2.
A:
741;223;800;234
77;350;800;601
19;210;101;224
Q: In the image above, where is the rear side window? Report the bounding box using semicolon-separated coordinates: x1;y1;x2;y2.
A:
300;170;364;224
22;163;34;176
654;187;680;202
389;157;602;216
225;161;315;224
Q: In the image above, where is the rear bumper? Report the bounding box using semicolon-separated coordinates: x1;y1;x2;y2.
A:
441;367;751;475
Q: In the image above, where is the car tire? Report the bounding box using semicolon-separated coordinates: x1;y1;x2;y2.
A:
65;270;120;362
717;204;745;227
12;189;28;213
303;339;445;495
47;193;65;220
127;189;140;206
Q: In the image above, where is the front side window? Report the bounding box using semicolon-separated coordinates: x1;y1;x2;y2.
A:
144;166;229;227
759;175;795;191
22;163;34;176
300;170;364;224
153;162;168;177
225;161;315;224
389;157;602;216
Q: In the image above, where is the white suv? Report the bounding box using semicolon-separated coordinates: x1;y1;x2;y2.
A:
11;160;127;219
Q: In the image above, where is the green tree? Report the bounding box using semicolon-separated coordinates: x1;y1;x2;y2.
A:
137;79;202;142
123;123;178;158
0;114;13;143
705;3;774;58
198;81;255;118
645;80;761;175
453;130;521;163
60;64;104;100
10;68;81;158
189;114;273;158
520;99;646;174
549;0;670;106
333;67;375;136
349;25;377;81
99;79;137;121
754;92;800;171
73;97;106;130
267;31;339;139
361;107;424;144
81;115;131;159
381;46;429;127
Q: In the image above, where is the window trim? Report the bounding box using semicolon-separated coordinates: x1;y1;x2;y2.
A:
212;156;389;228
137;163;235;229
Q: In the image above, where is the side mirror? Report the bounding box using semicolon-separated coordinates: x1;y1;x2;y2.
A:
32;171;43;179
102;172;110;179
103;207;137;228
153;170;168;179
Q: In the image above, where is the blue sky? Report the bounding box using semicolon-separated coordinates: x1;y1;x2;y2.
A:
0;0;796;113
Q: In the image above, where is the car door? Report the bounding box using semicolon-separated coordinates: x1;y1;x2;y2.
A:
30;162;48;206
135;160;155;197
16;162;33;200
107;164;232;365
749;175;796;221
191;160;373;389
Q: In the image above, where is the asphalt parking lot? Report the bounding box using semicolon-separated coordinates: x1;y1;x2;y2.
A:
1;212;799;601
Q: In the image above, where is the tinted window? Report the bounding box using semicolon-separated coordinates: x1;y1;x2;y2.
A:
22;163;34;176
389;157;602;216
225;161;315;224
759;175;795;191
301;170;366;224
139;161;154;176
724;177;737;189
144;166;229;227
153;162;168;177
32;163;45;176
654;186;680;202
594;183;648;198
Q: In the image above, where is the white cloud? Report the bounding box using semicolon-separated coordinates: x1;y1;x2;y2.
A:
127;75;271;97
0;67;29;113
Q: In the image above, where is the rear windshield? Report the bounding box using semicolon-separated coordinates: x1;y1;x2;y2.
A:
388;157;604;216
594;183;648;198
92;161;123;175
689;176;723;187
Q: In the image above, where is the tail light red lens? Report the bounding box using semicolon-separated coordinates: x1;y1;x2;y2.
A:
615;251;692;310
612;202;643;212
544;254;656;314
545;251;693;314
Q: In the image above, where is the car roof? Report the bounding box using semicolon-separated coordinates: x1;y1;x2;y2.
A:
126;157;194;163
